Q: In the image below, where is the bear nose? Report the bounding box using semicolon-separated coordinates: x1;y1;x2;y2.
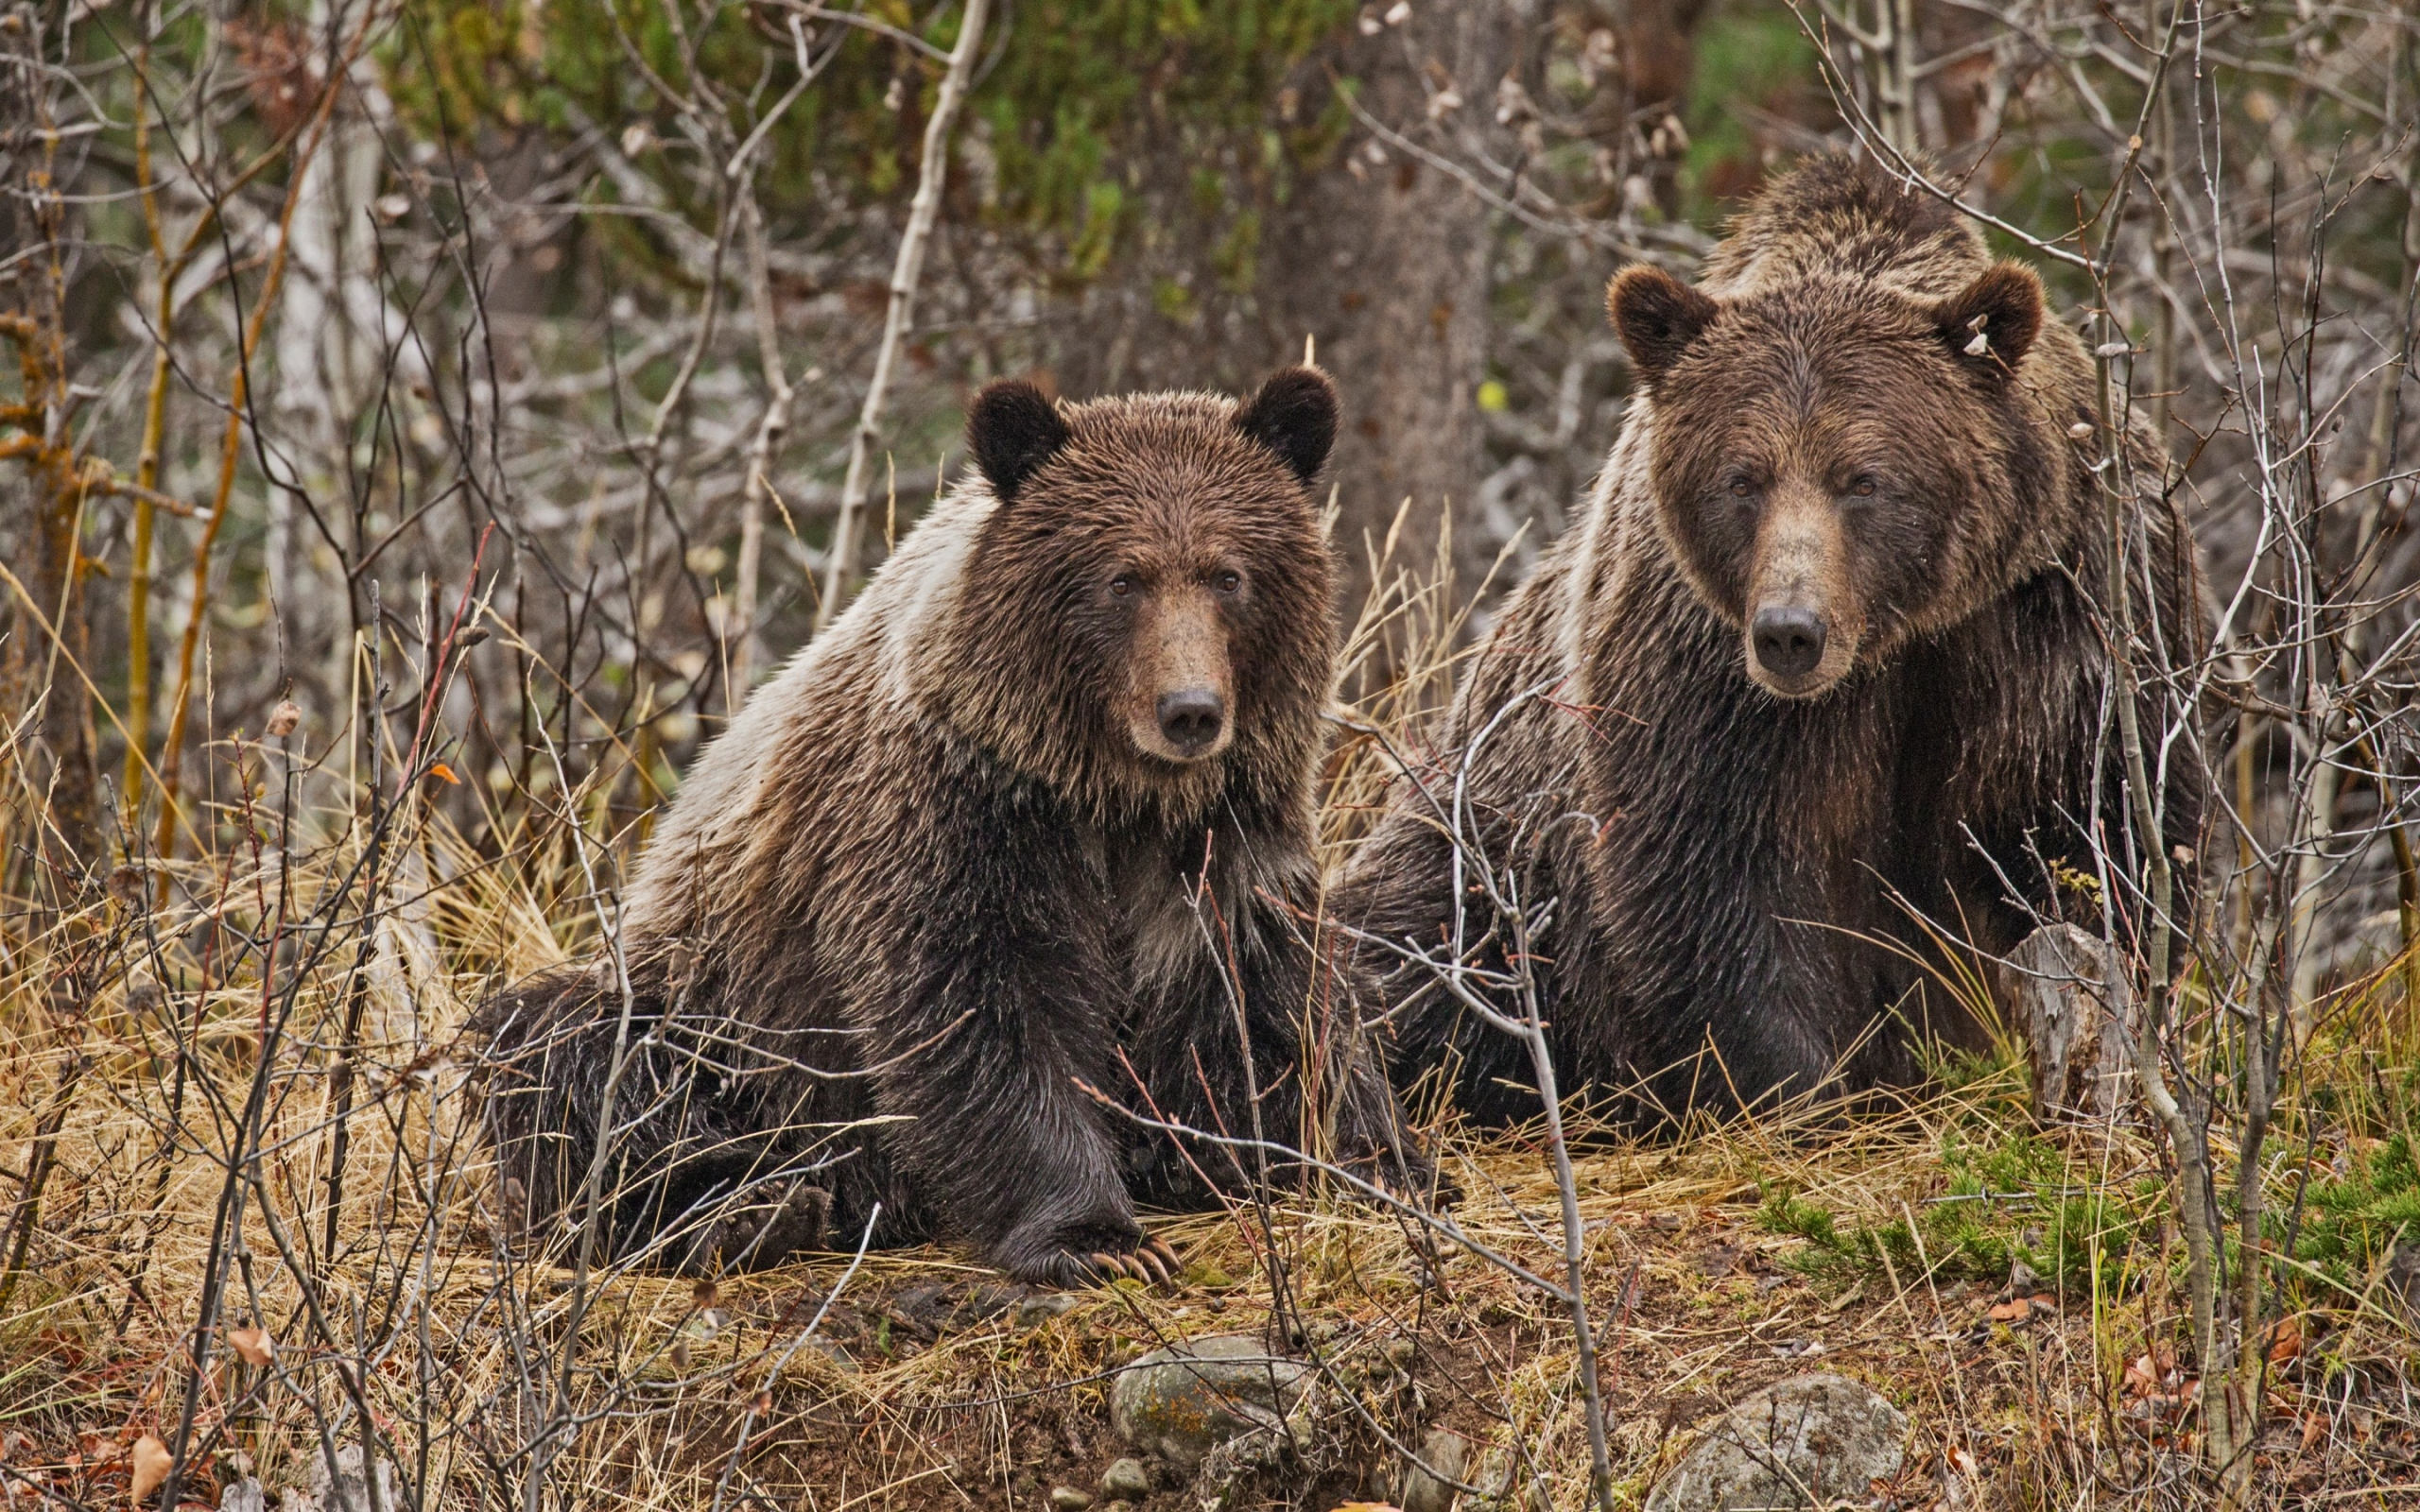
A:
1156;689;1225;755
1752;606;1826;679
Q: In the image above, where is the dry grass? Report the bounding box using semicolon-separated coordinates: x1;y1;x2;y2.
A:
1;528;2414;1511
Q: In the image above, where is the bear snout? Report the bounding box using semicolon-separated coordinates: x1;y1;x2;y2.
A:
1155;688;1226;757
1752;604;1826;679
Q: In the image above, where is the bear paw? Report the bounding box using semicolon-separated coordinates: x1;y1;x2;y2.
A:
1020;1232;1182;1290
678;1180;830;1275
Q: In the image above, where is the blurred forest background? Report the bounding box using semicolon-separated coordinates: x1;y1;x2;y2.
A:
5;1;2420;1508
1;0;2411;906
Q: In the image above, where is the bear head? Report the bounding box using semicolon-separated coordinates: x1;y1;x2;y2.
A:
1608;257;2055;699
944;368;1340;819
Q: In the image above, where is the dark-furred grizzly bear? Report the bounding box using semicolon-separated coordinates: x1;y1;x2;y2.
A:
477;368;1426;1283
1340;156;2207;1125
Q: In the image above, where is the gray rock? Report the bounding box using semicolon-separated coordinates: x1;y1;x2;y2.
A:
1047;1486;1093;1510
219;1479;268;1512
1645;1374;1907;1512
1016;1293;1081;1328
805;1335;860;1374
1398;1427;1471;1512
1098;1457;1152;1500
2384;1240;2420;1326
1455;1446;1548;1512
1109;1334;1312;1469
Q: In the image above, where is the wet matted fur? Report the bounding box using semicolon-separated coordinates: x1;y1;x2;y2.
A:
1340;156;2208;1125
476;369;1426;1282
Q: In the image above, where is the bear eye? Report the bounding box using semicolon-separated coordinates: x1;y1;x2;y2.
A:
1213;569;1243;594
1726;476;1755;500
1109;576;1136;598
1848;476;1878;499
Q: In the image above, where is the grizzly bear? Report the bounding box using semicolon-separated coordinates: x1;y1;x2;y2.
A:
1340;156;2206;1125
477;369;1425;1282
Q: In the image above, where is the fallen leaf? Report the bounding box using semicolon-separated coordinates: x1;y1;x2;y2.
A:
227;1326;274;1366
427;762;461;784
1330;1504;1404;1512
2266;1314;2304;1365
1988;1297;2031;1323
130;1435;172;1502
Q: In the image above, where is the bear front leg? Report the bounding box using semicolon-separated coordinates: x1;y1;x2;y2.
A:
475;963;813;1271
860;823;1182;1288
1131;885;1434;1208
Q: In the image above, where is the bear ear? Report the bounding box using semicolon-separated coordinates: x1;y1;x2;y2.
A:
1932;262;2044;381
966;379;1072;504
1234;365;1339;486
1608;266;1720;388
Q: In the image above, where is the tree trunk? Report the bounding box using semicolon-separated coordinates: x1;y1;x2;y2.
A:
1041;3;1518;617
1257;0;1511;606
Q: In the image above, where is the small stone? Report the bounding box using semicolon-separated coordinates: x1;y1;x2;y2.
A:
1644;1373;1908;1512
806;1336;858;1374
2385;1241;2420;1324
1015;1293;1080;1328
1099;1457;1152;1500
1047;1486;1093;1510
220;1478;268;1512
1398;1427;1469;1512
1109;1335;1312;1469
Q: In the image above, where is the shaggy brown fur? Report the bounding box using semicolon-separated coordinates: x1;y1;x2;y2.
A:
1340;156;2207;1125
477;369;1425;1282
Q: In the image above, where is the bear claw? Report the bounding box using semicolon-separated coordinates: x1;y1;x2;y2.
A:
1071;1233;1180;1287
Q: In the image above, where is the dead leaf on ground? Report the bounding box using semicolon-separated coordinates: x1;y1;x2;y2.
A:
227;1326;274;1366
2266;1313;2305;1365
130;1435;172;1501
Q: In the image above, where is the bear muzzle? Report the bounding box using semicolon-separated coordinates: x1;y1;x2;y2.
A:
1129;588;1236;763
1752;605;1826;680
1742;484;1863;698
1154;689;1227;758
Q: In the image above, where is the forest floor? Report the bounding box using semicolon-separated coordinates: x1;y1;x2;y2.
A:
2;1002;2415;1511
1;587;2416;1509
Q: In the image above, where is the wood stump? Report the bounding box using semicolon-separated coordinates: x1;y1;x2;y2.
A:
2004;923;2137;1125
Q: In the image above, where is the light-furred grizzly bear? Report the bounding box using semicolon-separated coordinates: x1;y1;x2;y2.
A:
477;368;1426;1284
1340;156;2207;1125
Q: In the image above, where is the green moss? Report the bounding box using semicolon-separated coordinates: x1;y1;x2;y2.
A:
2282;1133;2420;1284
1759;1125;2162;1293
